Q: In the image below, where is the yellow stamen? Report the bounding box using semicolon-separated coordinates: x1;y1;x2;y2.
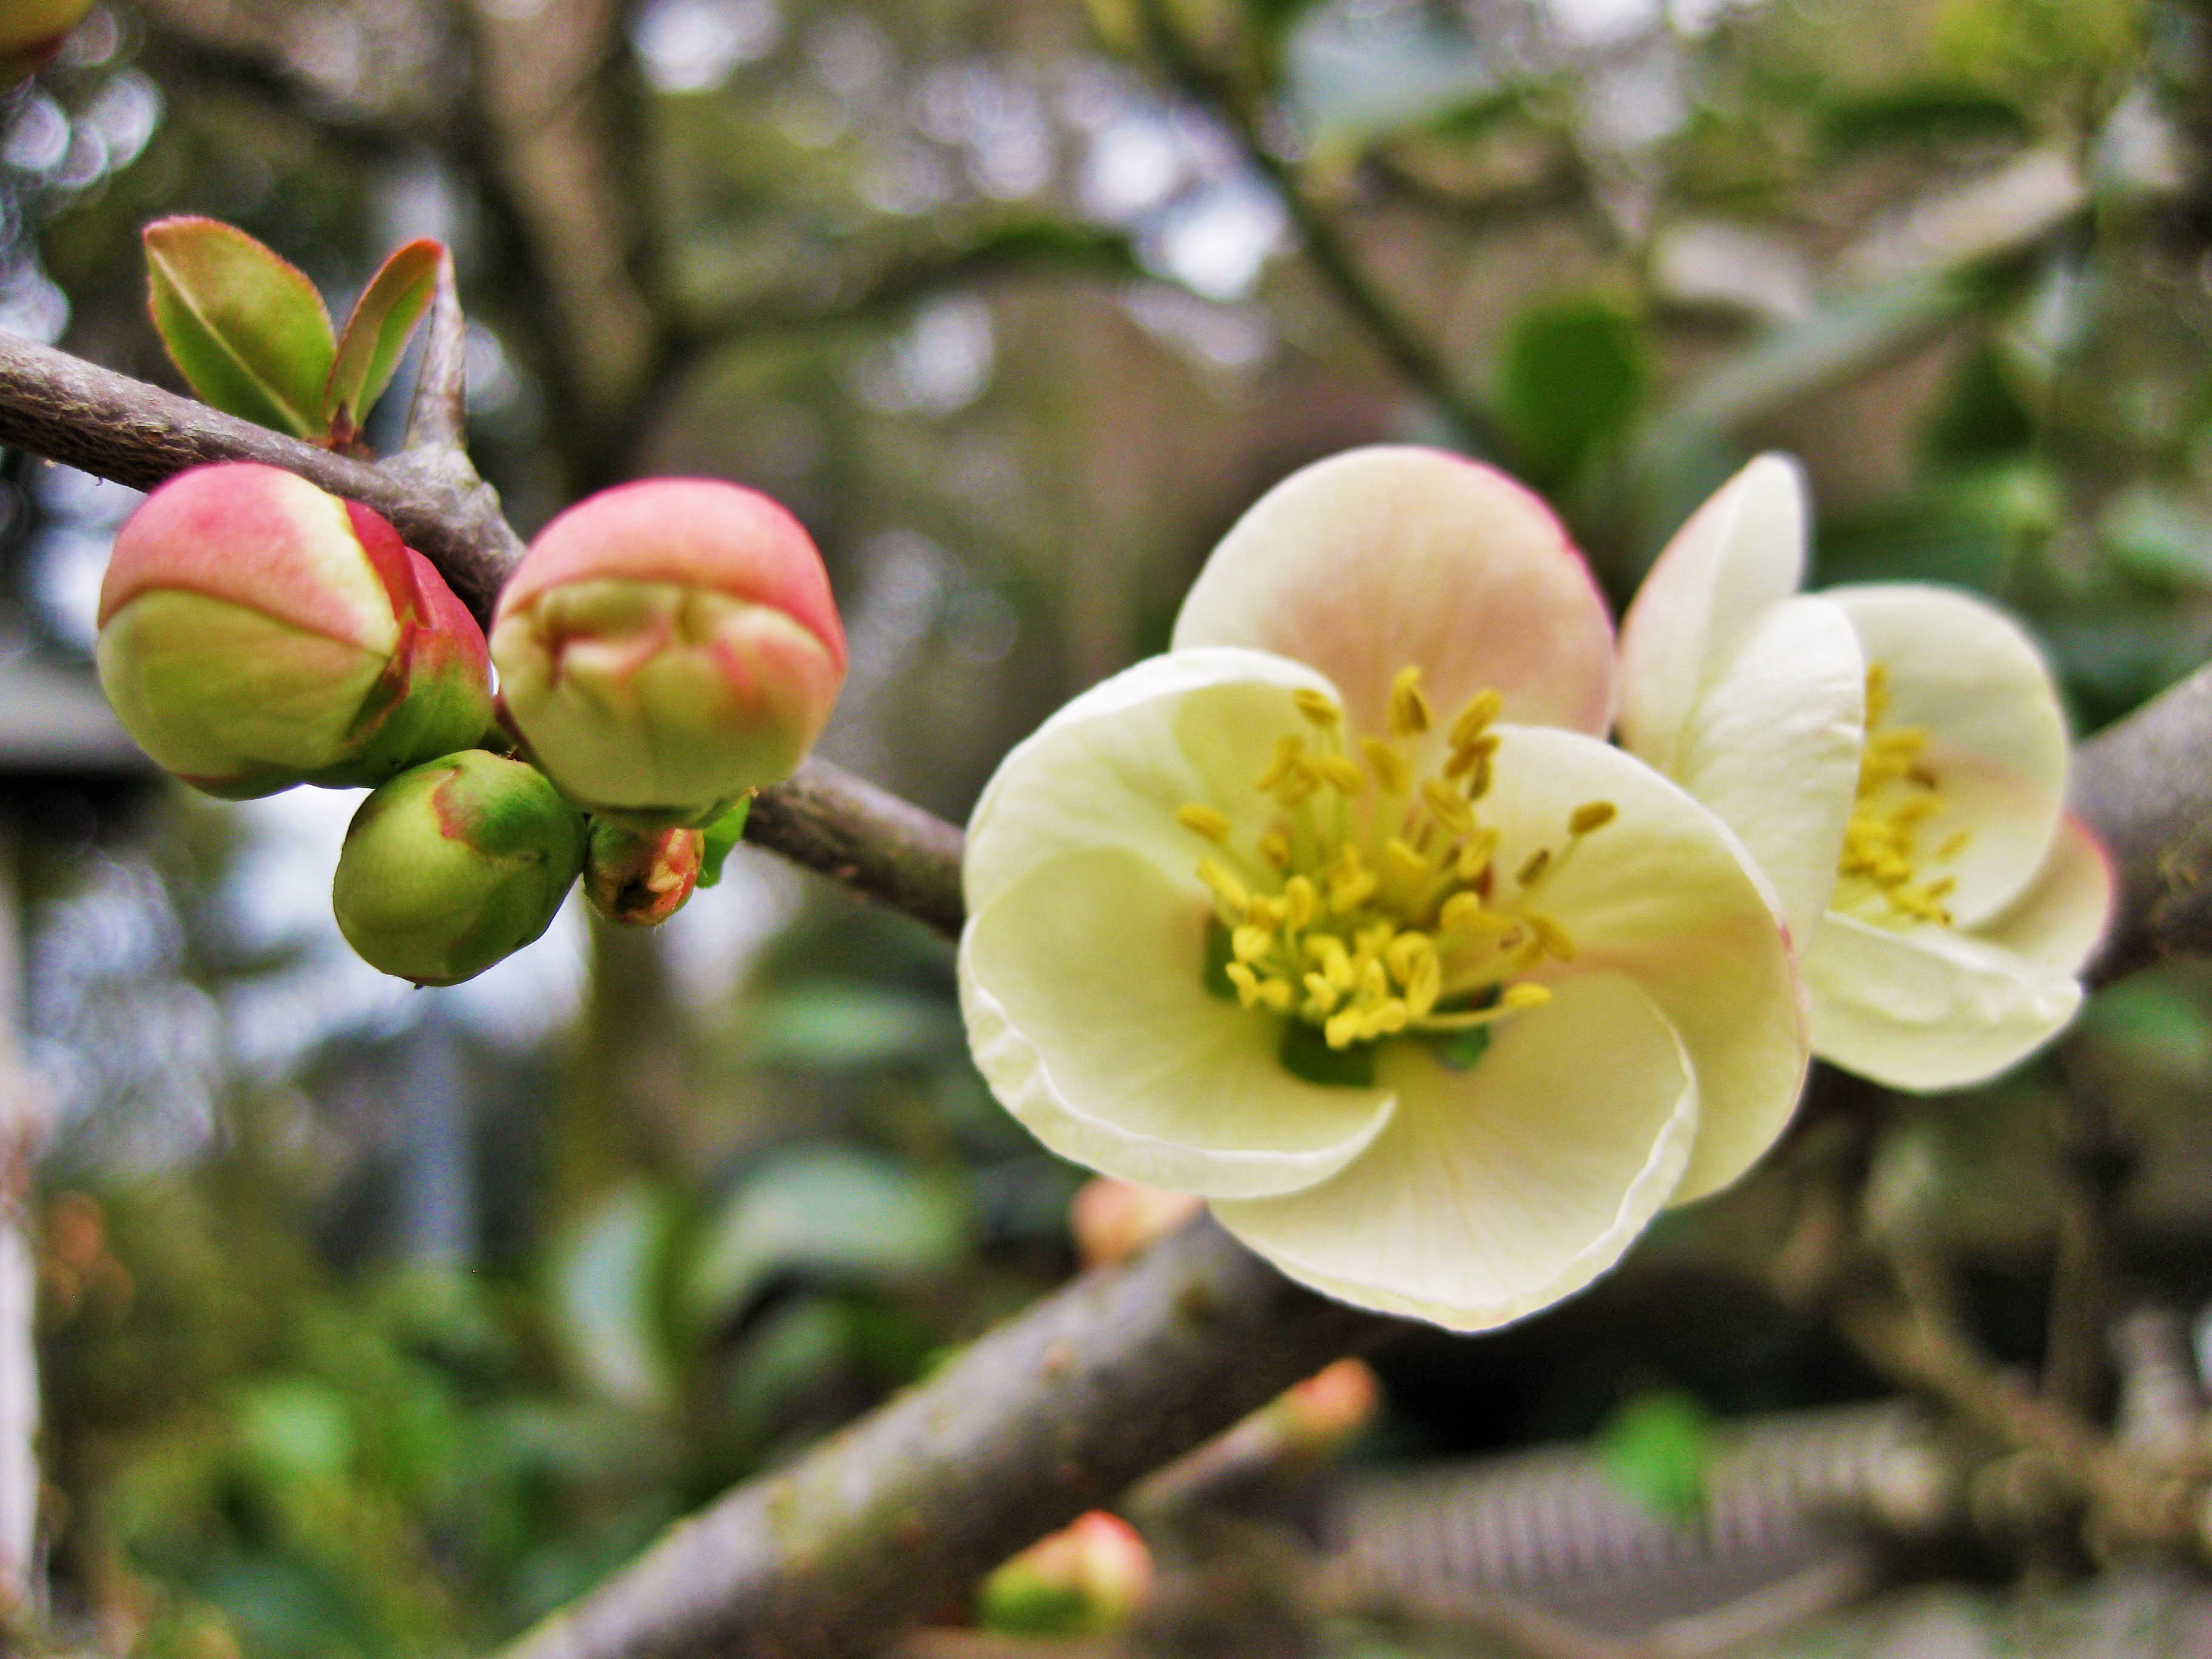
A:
1317;754;1367;796
1199;857;1249;915
1569;801;1617;836
1389;666;1432;738
1360;736;1410;796
1421;779;1475;834
1292;689;1341;727
1517;848;1551;887
1176;802;1232;842
1450;689;1504;748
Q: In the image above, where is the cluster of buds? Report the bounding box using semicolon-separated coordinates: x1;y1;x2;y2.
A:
96;464;844;985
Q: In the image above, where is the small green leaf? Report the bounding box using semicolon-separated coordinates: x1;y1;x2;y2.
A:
324;239;444;438
1600;1390;1713;1523
1425;1024;1491;1071
1495;296;1649;488
695;797;752;888
144;216;335;438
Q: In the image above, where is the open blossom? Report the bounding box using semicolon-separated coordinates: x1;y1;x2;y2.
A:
960;448;1807;1331
1617;455;2112;1092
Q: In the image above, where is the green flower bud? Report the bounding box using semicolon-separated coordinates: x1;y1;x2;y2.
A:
96;462;494;799
333;751;586;987
976;1512;1153;1638
583;820;703;927
491;478;846;819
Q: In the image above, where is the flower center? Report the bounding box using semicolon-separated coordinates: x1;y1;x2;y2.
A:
1176;668;1616;1084
1835;662;1968;928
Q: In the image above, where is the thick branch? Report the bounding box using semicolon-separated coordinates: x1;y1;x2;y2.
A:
743;760;965;940
2073;660;2212;977
497;1218;1390;1659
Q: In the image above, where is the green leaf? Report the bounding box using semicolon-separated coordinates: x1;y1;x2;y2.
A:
1599;1390;1713;1523
1816;87;2029;161
694;797;752;888
683;1147;968;1328
324;239;444;438
143;216;336;439
1494;296;1650;488
746;983;953;1069
550;1183;677;1411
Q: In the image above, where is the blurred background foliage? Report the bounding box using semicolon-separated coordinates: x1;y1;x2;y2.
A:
6;0;2212;1651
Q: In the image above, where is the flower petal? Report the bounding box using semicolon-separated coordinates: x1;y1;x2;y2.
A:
960;846;1398;1199
1209;971;1694;1332
965;646;1336;916
1975;813;2112;977
1664;594;1865;945
1617;454;1809;776
1481;725;1808;1204
1170;447;1615;738
1829;585;2068;926
1806;911;2082;1093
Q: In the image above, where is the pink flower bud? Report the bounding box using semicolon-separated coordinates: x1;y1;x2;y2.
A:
96;463;494;799
583;820;703;926
1268;1358;1382;1453
490;479;847;817
1069;1178;1203;1269
976;1511;1153;1637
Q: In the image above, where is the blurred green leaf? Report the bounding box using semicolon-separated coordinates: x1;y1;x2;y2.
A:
324;239;443;438
551;1184;677;1412
1599;1391;1712;1523
1285;10;1492;147
746;982;953;1068
2099;485;2212;589
685;1147;967;1327
2081;976;2212;1080
696;797;753;888
235;1379;356;1486
1495;296;1649;487
1817;87;2030;160
144;216;336;439
1923;338;2036;466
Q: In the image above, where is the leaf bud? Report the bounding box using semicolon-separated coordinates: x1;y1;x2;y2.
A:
490;479;846;819
976;1511;1153;1638
583;820;703;927
333;751;586;987
96;463;494;799
1068;1178;1202;1270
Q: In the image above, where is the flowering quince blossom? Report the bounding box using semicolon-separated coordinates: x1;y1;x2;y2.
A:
959;448;1809;1331
1617;455;2113;1093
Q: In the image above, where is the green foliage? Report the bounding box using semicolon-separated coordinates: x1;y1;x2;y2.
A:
1598;1391;1714;1523
1495;297;1650;489
324;241;443;441
694;797;753;888
1815;87;2031;160
144;216;337;440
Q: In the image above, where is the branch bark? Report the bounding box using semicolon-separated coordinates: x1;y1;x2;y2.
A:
498;1218;1390;1659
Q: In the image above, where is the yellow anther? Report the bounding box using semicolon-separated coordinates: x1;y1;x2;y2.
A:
1224;962;1261;1006
1282;874;1318;931
1445;732;1501;779
1318;936;1355;990
1273;762;1321;809
1569;801;1617;836
1455;828;1498;883
1362;1001;1410;1039
1524;912;1576;961
1389;666;1432;738
1232;924;1275;964
1257;977;1293;1012
1325;1008;1363;1050
1254;734;1305;793
1383;837;1429;888
1517;848;1551;887
1450;689;1504;748
1302;974;1339;1016
1385;930;1434;987
1292;688;1342;727
1354;923;1397;961
1438;891;1484;933
1176;803;1232;842
1405;952;1442;1019
1258;828;1292;868
1501;983;1552;1011
1317;754;1367;796
1865;661;1891;725
1360;736;1410;795
1244;894;1283;928
1421;778;1476;834
1466;756;1493;802
1199;857;1250;914
1937;828;1970;860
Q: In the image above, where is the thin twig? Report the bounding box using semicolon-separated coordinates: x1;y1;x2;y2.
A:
404;249;469;455
1130;0;1506;455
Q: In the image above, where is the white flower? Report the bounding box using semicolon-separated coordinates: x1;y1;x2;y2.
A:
1618;455;2113;1093
959;448;1808;1331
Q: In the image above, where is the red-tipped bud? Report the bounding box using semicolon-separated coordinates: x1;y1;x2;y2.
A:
96;463;494;799
583;820;703;926
489;479;846;819
1070;1178;1203;1270
0;0;90;84
976;1511;1153;1637
1267;1358;1382;1453
332;751;586;987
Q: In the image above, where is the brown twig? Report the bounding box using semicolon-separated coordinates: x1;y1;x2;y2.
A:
404;249;470;455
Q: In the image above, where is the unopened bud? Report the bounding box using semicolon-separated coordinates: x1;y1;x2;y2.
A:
491;478;846;820
1268;1358;1382;1453
333;751;585;986
97;464;493;799
1070;1178;1203;1269
583;820;703;926
0;0;92;83
976;1511;1152;1637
